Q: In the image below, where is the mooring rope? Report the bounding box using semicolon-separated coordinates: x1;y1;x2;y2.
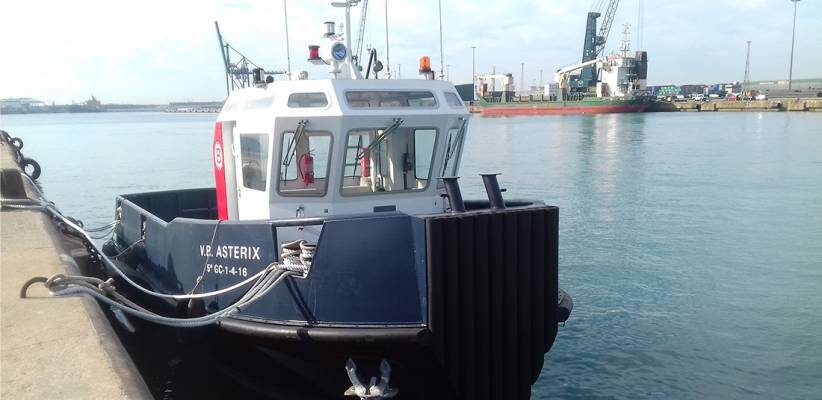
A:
2;132;317;327
21;267;298;328
5;172;314;301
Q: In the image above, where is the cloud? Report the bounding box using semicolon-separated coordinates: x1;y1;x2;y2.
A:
0;0;819;103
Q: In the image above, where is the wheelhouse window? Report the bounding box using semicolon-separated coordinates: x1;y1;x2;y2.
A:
342;124;438;195
240;134;270;191
441;119;468;178
287;92;328;108
345;91;438;108
444;92;463;107
415;129;436;179
278;130;332;196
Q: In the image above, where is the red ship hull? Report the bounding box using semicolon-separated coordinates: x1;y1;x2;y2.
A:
478;103;649;116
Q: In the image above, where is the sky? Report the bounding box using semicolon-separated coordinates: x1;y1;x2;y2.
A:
1;0;820;104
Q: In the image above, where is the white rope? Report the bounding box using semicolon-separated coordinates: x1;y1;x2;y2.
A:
5;173;313;301
48;269;296;328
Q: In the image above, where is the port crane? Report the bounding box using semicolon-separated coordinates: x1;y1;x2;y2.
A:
214;21;286;95
578;0;620;90
555;58;604;101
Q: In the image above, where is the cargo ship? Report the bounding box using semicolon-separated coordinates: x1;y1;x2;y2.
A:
470;49;651;116
473;96;651;116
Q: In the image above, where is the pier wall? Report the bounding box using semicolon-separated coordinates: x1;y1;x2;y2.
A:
472;99;822;115
0;138;151;399
656;99;822;113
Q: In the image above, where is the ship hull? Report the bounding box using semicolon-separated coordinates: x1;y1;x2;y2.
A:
477;100;650;116
105;188;567;399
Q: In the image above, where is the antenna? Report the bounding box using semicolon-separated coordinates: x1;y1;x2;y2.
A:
743;40;751;98
384;0;391;79
619;23;631;57
438;0;445;79
788;0;800;90
283;0;292;78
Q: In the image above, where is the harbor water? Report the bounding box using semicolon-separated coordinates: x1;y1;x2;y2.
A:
2;111;821;399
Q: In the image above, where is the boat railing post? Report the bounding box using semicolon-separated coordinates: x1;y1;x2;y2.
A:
440;177;466;213
480;173;506;210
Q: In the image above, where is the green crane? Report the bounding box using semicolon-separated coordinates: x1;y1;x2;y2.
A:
577;0;620;91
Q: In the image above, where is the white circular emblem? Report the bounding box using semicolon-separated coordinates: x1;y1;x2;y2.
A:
214;142;223;171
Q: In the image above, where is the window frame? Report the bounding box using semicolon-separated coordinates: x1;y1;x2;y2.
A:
238;133;271;192
339;126;439;197
343;90;439;109
440;121;467;179
413;128;437;180
444;92;464;108
276;130;334;197
286;92;330;109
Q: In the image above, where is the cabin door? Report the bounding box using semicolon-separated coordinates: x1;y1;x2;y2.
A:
233;132;272;220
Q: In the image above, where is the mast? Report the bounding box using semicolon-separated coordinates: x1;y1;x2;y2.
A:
283;0;292;79
384;0;391;78
438;0;444;79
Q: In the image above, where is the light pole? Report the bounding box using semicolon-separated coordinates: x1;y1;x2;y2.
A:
788;0;800;90
471;46;477;100
520;62;525;95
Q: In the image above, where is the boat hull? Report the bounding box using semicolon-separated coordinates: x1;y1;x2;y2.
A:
478;99;650;116
107;188;564;399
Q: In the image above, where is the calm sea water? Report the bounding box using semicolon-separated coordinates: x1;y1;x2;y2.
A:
2;111;821;399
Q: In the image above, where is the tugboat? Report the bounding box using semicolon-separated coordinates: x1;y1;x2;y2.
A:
103;5;571;399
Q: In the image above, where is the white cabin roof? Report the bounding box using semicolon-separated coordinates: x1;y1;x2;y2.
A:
217;78;468;124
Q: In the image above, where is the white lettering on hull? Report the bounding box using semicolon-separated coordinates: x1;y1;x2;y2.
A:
198;244;261;261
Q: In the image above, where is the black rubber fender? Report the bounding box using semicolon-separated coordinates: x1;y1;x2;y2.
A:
557;288;573;324
11;137;23;150
20;157;41;180
101;240;118;257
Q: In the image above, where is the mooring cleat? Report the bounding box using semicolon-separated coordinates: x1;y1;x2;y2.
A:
343;358;398;399
345;358;368;397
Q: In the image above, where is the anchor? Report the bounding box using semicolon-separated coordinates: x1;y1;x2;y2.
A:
343;358;398;399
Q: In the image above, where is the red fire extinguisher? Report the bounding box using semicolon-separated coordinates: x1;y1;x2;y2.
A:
359;147;370;177
299;153;315;186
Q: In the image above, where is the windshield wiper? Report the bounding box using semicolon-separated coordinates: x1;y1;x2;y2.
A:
282;119;308;179
357;118;404;160
283;119;308;167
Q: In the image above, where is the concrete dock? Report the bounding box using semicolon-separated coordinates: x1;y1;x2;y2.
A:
1;138;151;399
652;98;822;112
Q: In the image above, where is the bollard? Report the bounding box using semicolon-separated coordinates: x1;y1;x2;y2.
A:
480;173;506;210
440;177;466;213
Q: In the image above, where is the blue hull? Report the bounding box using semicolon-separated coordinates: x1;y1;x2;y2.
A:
107;188;566;398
